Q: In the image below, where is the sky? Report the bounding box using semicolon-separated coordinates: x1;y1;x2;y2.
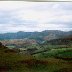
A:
0;1;72;33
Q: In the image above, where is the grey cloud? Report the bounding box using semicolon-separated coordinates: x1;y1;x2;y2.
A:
46;21;72;28
0;2;72;33
0;11;38;25
59;3;72;10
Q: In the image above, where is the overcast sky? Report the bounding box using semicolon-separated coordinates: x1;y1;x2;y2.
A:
0;1;72;33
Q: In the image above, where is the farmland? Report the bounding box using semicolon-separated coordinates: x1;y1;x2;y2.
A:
0;39;72;72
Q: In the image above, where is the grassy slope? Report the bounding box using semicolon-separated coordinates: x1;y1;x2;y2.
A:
0;42;72;72
33;48;72;59
1;48;72;72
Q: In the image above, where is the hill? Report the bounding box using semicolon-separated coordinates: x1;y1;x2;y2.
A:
0;39;37;48
43;37;72;45
0;30;72;42
0;41;72;72
43;37;72;46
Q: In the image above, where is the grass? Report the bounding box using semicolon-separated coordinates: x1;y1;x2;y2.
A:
0;44;72;72
33;48;72;60
0;50;72;72
6;45;15;49
0;57;70;72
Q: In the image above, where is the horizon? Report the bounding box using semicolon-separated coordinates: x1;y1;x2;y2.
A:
0;1;72;33
0;30;72;34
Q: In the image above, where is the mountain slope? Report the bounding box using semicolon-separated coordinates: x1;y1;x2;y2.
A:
0;30;72;42
43;37;72;45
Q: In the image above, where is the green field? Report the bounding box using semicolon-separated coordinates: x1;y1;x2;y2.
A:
0;46;72;72
0;41;72;72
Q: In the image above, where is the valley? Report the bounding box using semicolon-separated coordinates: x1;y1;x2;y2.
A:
0;1;72;72
0;30;72;72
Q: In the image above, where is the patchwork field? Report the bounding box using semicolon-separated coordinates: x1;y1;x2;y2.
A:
0;41;72;72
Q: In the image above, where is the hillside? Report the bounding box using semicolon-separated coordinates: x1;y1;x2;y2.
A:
0;41;72;72
43;37;72;45
0;30;72;72
0;30;72;42
0;39;37;48
0;42;8;50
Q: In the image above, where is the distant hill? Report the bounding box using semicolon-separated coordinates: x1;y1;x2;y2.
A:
1;39;37;48
0;30;72;42
43;37;72;45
